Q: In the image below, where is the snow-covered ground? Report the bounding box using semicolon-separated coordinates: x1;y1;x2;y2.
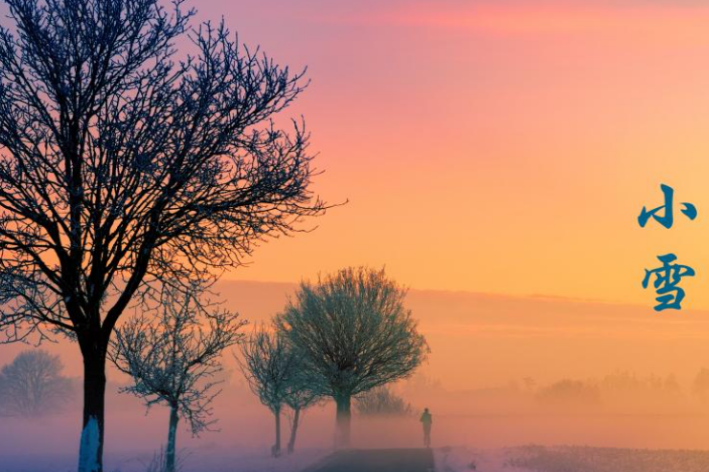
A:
435;446;520;471
175;447;330;472
7;444;709;471
1;446;330;472
435;445;709;472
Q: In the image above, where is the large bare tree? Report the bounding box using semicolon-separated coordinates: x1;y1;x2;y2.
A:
277;267;428;448
0;0;323;470
109;284;244;473
0;349;73;417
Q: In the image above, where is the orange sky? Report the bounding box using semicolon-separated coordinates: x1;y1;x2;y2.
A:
195;0;709;311
9;4;709;457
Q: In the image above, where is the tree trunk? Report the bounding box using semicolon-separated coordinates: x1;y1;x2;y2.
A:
334;394;351;449
166;405;179;472
287;407;301;454
272;406;282;457
78;351;107;472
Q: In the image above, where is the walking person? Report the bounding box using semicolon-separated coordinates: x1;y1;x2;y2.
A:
420;407;433;448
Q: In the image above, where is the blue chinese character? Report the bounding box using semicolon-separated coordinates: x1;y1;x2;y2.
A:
638;184;697;229
642;253;695;311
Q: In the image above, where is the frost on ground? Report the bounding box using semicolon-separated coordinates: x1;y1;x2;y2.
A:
505;445;709;472
435;446;526;472
435;445;709;472
176;446;330;472
120;446;330;472
7;445;709;471
0;446;330;472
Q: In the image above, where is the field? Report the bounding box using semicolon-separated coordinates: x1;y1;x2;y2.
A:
438;446;709;472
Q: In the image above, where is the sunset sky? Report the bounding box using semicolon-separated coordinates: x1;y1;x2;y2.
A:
190;0;709;311
9;3;709;463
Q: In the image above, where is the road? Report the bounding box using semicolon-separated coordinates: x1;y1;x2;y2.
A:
308;448;436;472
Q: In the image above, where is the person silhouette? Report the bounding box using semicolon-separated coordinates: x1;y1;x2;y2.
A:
420;407;433;448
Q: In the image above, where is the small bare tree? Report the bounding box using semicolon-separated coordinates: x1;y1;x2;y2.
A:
0;0;324;469
277;267;428;448
284;362;320;454
239;325;299;457
109;284;245;472
0;349;73;417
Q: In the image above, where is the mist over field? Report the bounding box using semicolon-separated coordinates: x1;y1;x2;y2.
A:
3;280;709;470
2;0;709;470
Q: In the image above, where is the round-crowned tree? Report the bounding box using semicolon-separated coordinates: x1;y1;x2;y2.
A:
0;349;73;417
277;267;428;448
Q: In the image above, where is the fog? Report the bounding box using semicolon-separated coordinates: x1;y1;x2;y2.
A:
3;280;709;468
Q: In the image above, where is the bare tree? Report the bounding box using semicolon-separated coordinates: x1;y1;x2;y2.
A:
0;0;324;469
284;361;320;454
109;284;245;472
355;385;412;418
0;349;73;417
238;325;299;457
277;267;428;448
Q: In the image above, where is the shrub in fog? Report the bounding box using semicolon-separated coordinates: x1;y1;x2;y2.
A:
355;385;412;417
